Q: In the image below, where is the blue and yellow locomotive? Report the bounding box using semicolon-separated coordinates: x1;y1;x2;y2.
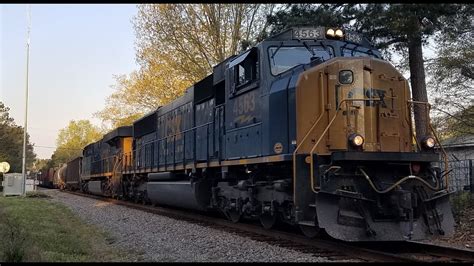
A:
74;27;454;242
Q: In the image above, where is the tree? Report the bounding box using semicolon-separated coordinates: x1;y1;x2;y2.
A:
50;120;102;166
32;158;50;173
95;61;191;128
266;4;357;36
432;105;474;140
426;7;474;124
97;4;276;128
134;4;274;82
0;102;36;172
0;102;15;127
351;4;470;139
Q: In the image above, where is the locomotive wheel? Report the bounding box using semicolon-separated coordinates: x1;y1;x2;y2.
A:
260;213;277;229
227;210;241;223
299;224;321;239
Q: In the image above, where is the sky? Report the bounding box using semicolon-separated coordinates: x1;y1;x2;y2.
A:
1;4;138;159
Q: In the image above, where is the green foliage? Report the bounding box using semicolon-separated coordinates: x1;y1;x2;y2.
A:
49;120;102;167
352;4;456;47
426;6;473;135
267;4;357;36
31;158;50;173
25;191;51;198
432;105;474;140
0;102;36;172
450;192;472;223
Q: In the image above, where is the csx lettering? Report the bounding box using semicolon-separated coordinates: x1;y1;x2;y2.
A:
364;88;387;108
233;92;256;116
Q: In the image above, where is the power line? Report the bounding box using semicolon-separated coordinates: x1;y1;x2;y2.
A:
32;145;83;151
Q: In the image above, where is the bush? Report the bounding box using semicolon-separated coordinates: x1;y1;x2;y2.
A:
450;192;472;222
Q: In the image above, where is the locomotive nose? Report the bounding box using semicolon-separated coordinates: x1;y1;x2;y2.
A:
293;57;454;241
296;57;412;155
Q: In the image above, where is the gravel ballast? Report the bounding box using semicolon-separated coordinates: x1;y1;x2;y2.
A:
44;189;349;262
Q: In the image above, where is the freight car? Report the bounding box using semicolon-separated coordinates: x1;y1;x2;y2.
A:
64;157;82;191
38;167;55;188
68;27;454;242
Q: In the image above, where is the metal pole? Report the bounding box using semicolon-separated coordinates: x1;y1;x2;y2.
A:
469;159;473;194
22;5;31;196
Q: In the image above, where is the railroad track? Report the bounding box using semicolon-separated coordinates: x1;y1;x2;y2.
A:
58;189;474;262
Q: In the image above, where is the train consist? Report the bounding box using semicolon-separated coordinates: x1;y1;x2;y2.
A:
52;27;454;242
37;164;66;189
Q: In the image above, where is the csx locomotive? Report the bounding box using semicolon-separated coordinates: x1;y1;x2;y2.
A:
61;27;454;242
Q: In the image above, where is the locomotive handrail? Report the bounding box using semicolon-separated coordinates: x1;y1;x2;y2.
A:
406;100;432;152
292;72;325;205
404;103;422;152
298;98;448;194
406;100;450;189
428;123;450;189
123;121;214;171
308;98;380;193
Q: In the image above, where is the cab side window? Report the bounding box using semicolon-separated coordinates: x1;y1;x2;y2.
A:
236;58;257;87
231;48;259;94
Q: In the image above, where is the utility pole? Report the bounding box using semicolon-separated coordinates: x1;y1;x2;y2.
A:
22;5;31;196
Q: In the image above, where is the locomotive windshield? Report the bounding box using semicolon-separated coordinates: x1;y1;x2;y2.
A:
269;46;334;75
341;47;380;58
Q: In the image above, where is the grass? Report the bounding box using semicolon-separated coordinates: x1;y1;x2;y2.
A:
0;195;137;262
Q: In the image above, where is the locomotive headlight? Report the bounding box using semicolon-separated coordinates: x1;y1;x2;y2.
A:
335;29;344;38
349;133;364;147
422;136;436;149
326;28;335;37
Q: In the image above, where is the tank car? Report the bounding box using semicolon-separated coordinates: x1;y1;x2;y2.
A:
54;164;67;189
74;27;454;242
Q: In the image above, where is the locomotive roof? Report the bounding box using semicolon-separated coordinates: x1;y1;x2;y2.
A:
263;26;375;49
83;141;94;150
103;126;133;143
66;156;82;164
156;87;194;116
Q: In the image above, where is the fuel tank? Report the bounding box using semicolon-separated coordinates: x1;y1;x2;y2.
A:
147;179;211;211
87;180;104;196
